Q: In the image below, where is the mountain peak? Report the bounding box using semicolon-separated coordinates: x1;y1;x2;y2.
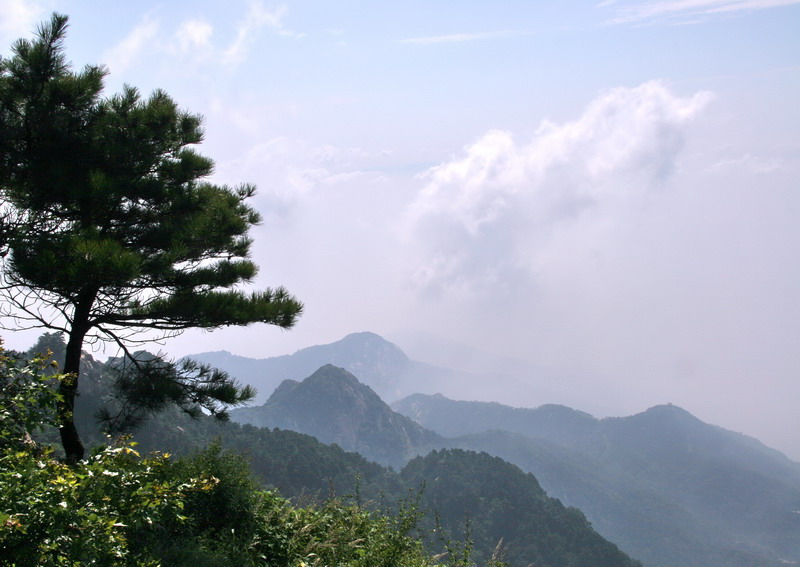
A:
340;331;394;344
306;363;361;383
631;403;704;427
232;365;442;468
327;332;409;362
300;364;366;394
646;402;689;413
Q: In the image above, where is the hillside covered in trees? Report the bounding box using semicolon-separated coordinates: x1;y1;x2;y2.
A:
217;332;800;567
1;343;443;566
3;10;795;567
1;336;643;567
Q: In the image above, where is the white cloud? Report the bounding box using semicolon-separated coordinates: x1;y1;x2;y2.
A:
222;2;302;65
102;17;159;74
710;153;788;173
176;19;213;54
101;4;301;76
406;81;712;297
395;80;800;458
602;0;800;25
214;137;379;215
0;0;43;46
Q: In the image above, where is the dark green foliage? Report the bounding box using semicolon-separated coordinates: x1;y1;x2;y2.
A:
172;443;262;539
0;14;302;462
99;353;255;433
51;354;640;567
0;342;61;452
25;332;67;365
0;343;206;566
0;348;441;567
136;443;267;566
247;491;431;567
403;449;642;567
0;14;301;338
135;412;402;503
398;393;800;567
231;364;444;468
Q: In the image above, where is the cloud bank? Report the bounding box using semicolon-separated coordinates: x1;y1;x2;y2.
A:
406;81;713;300
393;79;800;461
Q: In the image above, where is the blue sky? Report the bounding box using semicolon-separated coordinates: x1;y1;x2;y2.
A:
2;0;800;458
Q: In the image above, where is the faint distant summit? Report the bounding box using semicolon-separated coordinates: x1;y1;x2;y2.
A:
190;331;430;403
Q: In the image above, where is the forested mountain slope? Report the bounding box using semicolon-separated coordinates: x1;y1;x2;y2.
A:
52;348;643;567
395;393;800;567
403;449;641;567
231;364;443;468
196;331;800;567
37;327;800;567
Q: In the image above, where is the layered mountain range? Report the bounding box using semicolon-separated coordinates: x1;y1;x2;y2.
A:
396;394;800;567
232;364;443;469
194;332;800;567
190;331;527;405
34;337;642;567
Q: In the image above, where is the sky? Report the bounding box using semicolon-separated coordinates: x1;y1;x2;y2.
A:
2;0;800;458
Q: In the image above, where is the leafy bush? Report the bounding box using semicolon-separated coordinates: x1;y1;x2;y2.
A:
0;345;61;451
0;343;210;566
0;341;495;567
250;491;431;567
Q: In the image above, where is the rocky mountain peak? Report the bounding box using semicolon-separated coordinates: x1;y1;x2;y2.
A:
231;365;442;468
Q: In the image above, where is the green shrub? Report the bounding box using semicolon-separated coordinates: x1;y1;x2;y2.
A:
250;492;431;567
0;343;209;566
0;343;498;567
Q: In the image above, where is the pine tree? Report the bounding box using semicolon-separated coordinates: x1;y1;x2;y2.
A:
0;14;303;463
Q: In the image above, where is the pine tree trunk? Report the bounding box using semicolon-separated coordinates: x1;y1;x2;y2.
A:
58;297;93;464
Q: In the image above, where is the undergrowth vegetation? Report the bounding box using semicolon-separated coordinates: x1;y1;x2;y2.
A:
0;343;503;566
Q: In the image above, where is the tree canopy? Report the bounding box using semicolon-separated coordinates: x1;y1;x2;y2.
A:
0;14;303;462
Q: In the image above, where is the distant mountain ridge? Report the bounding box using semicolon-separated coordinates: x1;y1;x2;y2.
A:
231;364;443;468
193;331;800;567
394;393;800;567
48;339;643;567
190;331;485;404
227;364;641;566
396;392;598;444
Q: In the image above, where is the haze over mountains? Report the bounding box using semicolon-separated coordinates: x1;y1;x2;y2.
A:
45;336;642;567
395;395;800;567
232;364;443;469
193;331;800;567
191;330;567;407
